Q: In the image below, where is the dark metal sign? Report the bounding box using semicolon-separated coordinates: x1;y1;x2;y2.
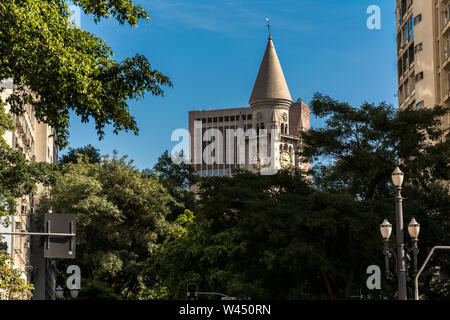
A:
44;213;76;259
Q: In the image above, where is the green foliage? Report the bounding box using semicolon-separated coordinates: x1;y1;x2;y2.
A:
153;150;196;190
298;93;450;299
38;152;174;299
0;250;33;300
150;171;384;300
72;0;148;25
78;279;121;300
0;102;57;217
59;144;101;167
151;150;197;221
150;94;449;300
0;0;172;147
300;93;450;200
401;183;450;300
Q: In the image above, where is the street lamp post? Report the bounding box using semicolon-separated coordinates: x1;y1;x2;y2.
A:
393;167;407;300
380;167;420;300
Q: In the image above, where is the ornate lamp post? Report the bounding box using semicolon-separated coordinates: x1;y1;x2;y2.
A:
380;167;420;300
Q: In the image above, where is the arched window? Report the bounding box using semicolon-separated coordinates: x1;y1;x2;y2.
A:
285;124;288;135
280;123;285;134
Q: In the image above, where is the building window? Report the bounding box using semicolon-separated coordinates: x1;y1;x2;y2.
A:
225;116;229;122
242;115;246;120
408;16;414;41
207;118;212;123
230;116;235;121
213;117;218;123
202;118;206;124
401;0;407;17
415;72;424;82
408;45;414;67
219;117;223;122
416;101;423;110
247;114;252;120
403;24;408;43
413;14;422;25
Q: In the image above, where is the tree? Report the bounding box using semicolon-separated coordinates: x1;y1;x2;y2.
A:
150;170;384;300
151;150;197;221
153;150;195;190
401;183;450;300
78;279;121;300
0;0;172;147
37;152;175;299
0;250;33;300
298;93;450;299
150;94;449;300
299;93;449;200
59;144;101;167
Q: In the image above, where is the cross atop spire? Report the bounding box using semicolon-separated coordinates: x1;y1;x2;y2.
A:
266;18;271;39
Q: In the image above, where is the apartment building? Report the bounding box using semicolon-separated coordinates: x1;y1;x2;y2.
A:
0;78;58;299
396;0;450;141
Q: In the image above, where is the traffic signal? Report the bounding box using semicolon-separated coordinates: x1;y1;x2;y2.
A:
187;284;198;301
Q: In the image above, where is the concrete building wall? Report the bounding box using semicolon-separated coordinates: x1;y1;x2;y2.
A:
396;0;450;141
188;100;310;180
1;79;57;299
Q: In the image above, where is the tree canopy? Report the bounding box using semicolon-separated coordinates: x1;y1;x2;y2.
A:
150;170;385;300
38;153;175;299
0;250;33;300
299;93;450;200
59;144;101;167
151;150;197;221
149;95;449;300
0;0;172;147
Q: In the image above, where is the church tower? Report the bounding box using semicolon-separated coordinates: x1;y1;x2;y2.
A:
249;36;296;171
188;33;310;180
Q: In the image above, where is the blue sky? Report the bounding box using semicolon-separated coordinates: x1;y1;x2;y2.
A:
64;0;397;169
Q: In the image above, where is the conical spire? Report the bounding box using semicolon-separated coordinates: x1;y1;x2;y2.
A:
249;37;292;105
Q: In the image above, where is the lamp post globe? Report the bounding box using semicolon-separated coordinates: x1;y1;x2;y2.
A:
380;219;393;240
408;218;420;240
70;287;80;299
55;285;64;299
392;167;404;187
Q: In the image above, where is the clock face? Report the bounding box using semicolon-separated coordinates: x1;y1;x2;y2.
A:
280;151;291;169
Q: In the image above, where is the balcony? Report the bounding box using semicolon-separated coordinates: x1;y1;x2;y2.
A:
443;16;450;35
444;89;450;103
443;47;450;69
